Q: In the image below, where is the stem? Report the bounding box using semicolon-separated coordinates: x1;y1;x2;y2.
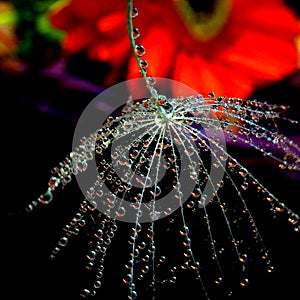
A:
126;0;174;120
127;0;158;100
127;1;147;82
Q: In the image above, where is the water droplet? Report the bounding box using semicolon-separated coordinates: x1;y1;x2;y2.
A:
58;236;68;247
142;254;150;262
135;45;145;57
116;206;126;217
86;261;94;270
129;290;138;299
146;77;156;86
132;27;140;39
123;274;133;285
239;253;248;263
240;278;249;287
132;7;138;18
150;185;161;196
94;280;102;289
77;161;88;172
170;276;176;284
187;201;195;209
139;60;148;69
138;242;146;250
142;265;150;273
25;201;38;212
125;260;134;269
159;256;166;263
48;176;60;189
133;249;139;258
38;190;53;204
288;216;299;225
215;277;223;285
87;250;96;260
267;265;274;273
80;289;90;297
239;169;248;177
241;182;249;190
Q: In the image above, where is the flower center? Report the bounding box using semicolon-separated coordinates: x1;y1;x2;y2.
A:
186;0;215;13
174;0;232;41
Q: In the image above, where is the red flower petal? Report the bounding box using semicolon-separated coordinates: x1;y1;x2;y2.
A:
232;4;300;39
90;37;130;67
63;24;96;53
49;0;299;98
70;0;127;23
219;30;299;83
69;0;114;21
50;4;74;31
127;27;177;80
173;51;253;98
96;12;125;34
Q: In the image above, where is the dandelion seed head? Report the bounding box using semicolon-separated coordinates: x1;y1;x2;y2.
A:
27;76;300;299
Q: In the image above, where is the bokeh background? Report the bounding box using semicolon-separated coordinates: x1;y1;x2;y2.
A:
3;0;300;299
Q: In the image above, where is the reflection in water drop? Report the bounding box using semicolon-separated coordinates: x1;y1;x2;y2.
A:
240;278;249;287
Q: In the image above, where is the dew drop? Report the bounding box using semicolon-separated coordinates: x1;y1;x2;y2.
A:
135;45;145;57
142;265;150;273
130;290;138;299
239;169;248;177
123;274;133;285
80;289;91;297
170;276;176;284
94;280;102;289
132;7;138;18
25;201;38;212
294;225;300;232
48;176;60;189
240;278;249;287
116;206;126;217
58;236;68;247
86;261;94;270
139;60;148;69
38;190;53;204
215;277;223;285
146;77;156;86
288;216;299;225
87;250;96;260
239;253;248;263
125;260;134;269
138;242;146;250
241;182;249;190
159;256;166;263
267;265;274;273
150;185;161;196
142;254;150;262
187;201;195;209
132;27;140;39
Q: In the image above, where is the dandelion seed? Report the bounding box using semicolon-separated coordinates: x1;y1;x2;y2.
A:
27;88;299;299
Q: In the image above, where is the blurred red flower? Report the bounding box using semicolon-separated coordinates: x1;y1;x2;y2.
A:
50;0;300;97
